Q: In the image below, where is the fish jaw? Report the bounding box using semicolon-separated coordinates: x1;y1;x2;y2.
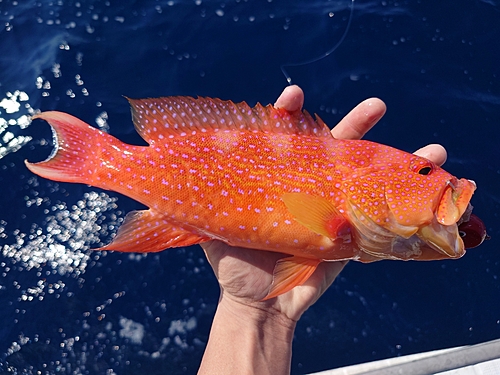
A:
417;218;464;258
412;177;476;258
436;178;476;226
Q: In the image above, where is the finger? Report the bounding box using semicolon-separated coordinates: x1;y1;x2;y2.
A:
274;85;304;112
413;144;447;166
331;98;387;140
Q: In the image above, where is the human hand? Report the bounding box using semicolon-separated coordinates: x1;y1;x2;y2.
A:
201;85;447;323
198;86;447;375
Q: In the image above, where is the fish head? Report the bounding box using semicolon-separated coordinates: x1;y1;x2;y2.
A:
341;146;476;260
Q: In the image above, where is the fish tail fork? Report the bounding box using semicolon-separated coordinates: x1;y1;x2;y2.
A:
25;111;113;185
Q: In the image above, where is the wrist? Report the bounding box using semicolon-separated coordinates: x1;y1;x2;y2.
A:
219;292;297;339
198;293;297;375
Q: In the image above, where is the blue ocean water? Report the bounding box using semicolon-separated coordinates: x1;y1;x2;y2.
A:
0;0;499;374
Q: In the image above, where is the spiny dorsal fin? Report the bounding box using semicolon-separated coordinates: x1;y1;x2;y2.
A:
127;96;332;145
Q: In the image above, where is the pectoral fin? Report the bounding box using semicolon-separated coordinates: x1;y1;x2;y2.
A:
96;209;209;253
281;193;350;239
262;256;321;300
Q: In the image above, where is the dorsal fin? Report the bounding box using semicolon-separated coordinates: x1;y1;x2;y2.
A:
127;96;332;144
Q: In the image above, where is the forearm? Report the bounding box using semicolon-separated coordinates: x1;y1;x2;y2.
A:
198;295;297;375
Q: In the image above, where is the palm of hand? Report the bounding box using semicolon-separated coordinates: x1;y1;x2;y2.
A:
202;240;345;321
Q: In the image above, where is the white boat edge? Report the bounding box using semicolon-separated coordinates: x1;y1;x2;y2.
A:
309;337;500;375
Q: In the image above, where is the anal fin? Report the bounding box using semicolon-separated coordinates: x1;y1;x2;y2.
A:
262;256;320;300
96;209;209;253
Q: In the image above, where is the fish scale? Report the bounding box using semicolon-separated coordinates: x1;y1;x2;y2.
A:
65;124;338;253
26;96;477;299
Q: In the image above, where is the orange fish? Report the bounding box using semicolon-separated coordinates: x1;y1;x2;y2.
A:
26;97;477;299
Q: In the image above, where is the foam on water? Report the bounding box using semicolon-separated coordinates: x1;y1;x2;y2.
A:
119;317;145;345
0;182;207;373
0;91;35;160
2;189;119;276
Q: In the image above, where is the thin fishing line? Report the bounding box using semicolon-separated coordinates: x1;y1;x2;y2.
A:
281;0;355;85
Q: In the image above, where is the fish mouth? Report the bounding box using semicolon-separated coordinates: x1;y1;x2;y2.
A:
436;178;476;226
344;178;476;261
413;177;476;258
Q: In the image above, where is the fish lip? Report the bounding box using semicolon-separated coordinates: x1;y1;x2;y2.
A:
417;219;465;258
436;178;476;226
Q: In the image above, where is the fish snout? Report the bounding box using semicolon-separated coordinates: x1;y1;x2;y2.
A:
436;178;476;226
417;178;477;258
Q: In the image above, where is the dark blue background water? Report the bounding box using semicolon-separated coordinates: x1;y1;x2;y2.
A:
1;1;499;374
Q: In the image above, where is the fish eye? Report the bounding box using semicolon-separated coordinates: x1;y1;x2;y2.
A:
410;159;435;176
418;166;432;175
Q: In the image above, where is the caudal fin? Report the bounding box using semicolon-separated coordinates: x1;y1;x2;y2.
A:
25;111;113;184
